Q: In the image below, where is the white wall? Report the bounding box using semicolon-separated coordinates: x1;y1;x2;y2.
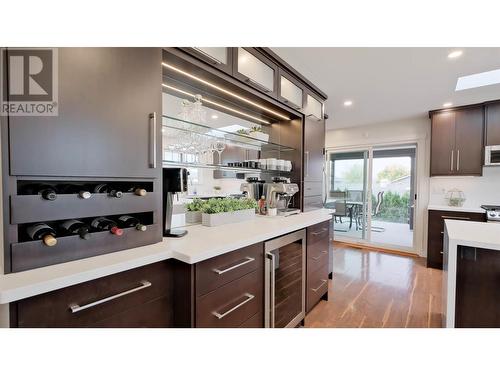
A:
429;167;500;208
326;116;431;256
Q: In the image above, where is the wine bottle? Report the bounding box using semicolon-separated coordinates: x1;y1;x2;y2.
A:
57;183;92;199
90;217;123;236
93;183;123;198
127;186;147;196
59;219;91;240
117;215;147;231
26;223;58;246
22;184;57;201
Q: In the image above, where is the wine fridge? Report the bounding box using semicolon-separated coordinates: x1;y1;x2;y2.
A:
264;229;306;328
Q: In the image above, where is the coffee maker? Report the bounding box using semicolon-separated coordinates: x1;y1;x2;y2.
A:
163;167;188;237
264;179;300;216
240;177;266;200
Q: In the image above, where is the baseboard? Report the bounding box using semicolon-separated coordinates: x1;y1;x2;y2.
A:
333;240;420;258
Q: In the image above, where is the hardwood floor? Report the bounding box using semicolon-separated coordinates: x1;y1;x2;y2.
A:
305;245;444;328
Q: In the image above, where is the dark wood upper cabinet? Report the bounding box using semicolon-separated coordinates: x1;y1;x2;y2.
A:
485;102;500;146
304;91;324;121
233;48;278;98
179;47;233;75
8;48;162;178
278;68;304;110
304;116;325;183
430;107;483;176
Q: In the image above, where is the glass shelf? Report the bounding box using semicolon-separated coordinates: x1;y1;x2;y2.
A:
163;160;292;174
162;115;295;152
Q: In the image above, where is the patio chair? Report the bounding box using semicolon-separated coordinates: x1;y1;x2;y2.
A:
329;191;349;231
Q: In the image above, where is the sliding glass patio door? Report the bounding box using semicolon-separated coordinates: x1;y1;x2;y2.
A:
326;145;416;252
325;150;369;241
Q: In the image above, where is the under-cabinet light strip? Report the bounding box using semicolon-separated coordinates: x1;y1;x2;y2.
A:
161;62;290;121
162;83;271;124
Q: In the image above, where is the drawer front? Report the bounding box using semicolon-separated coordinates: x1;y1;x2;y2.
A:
306;261;329;313
303;195;324;212
239;311;264;328
307;242;329;275
196;242;263;297
303;181;323;197
427;210;485;268
196;269;263;328
14;261;172;328
307;220;330;247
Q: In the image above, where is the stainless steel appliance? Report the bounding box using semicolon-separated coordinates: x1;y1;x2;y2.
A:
481;205;500;222
264;181;300;216
485;146;500;166
240;177;265;200
163;167;188;237
264;230;306;328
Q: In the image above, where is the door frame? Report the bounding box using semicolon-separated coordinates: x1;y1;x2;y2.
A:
326;142;419;254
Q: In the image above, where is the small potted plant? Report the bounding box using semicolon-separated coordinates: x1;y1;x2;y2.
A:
185;198;204;224
248;125;269;142
201;197;258;227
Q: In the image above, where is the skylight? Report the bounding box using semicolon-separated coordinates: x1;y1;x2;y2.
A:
455;68;500;91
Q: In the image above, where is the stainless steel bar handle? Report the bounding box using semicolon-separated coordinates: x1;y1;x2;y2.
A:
311;228;328;236
450;150;454;171
212;293;255;320
212;257;255;275
149;112;157;168
441;215;470;220
312;279;327;292
312;250;328;261
305;151;310;177
268;252;276;328
192;48;223;65
69;280;152;313
457;149;460;171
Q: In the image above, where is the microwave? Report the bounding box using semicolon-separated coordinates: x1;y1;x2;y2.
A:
485;145;500;166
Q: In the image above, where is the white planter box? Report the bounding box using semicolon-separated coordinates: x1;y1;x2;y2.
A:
202;208;255;227
248;131;269;142
186;211;202;224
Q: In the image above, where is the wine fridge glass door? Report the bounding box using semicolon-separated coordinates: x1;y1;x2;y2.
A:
265;229;306;328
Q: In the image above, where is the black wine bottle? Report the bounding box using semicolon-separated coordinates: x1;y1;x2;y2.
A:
59;219;91;240
22;184;57;201
117;215;147;231
26;223;58;246
90;217;123;236
58;183;92;199
93;183;123;198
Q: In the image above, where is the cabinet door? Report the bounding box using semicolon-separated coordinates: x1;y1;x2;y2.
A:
234;48;278;97
8;48;162;178
455;246;500;328
181;47;233;75
430;111;456;176
305;93;323;120
454;107;484;175
486;102;500;146
304;116;325;182
278;69;303;110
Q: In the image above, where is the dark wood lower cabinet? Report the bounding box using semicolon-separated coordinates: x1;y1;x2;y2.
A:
306;220;330;313
427;210;485;269
455;246;500;328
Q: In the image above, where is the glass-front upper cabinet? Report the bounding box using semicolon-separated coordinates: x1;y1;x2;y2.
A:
278;69;304;110
305;92;324;120
234;48;278;97
183;47;233;74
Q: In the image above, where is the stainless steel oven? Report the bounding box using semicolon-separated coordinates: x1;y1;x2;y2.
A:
485;145;500;166
264;229;306;328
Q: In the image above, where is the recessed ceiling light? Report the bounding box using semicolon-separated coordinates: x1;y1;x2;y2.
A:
343;100;353;106
443;102;453;107
211;114;219;119
456;68;500;91
448;50;463;59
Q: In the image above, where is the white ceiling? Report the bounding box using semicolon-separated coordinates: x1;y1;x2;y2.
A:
272;48;500;130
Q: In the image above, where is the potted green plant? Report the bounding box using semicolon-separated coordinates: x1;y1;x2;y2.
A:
200;197;258;227
185;198;204;224
248;125;269;142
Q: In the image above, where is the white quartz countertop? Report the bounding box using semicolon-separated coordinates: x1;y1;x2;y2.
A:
428;204;486;214
445;220;500;251
0;209;332;304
